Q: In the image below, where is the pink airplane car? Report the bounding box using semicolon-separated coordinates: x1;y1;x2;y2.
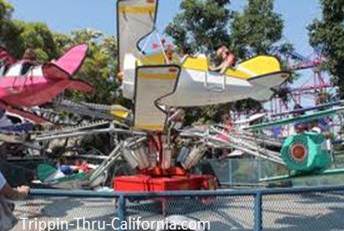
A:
0;44;93;124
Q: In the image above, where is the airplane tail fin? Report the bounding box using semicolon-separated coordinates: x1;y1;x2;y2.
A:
248;72;290;101
43;44;88;80
226;55;284;79
223;55;290;101
37;164;58;182
67;80;93;93
53;44;88;76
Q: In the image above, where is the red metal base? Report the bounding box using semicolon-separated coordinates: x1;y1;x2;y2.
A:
113;133;218;193
113;174;217;192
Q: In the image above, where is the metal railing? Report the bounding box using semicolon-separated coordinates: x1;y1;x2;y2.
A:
26;184;344;231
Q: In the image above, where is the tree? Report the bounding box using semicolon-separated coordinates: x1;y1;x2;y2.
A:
0;0;13;39
13;21;59;61
231;0;296;107
308;0;344;97
59;29;120;105
165;0;232;54
0;0;21;54
1;0;59;61
230;0;284;59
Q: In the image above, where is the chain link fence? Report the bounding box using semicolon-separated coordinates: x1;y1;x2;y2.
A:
205;158;344;187
124;195;254;230
262;191;344;231
9;185;344;231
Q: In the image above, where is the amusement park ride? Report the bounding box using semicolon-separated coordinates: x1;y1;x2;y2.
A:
1;0;344;192
269;49;333;114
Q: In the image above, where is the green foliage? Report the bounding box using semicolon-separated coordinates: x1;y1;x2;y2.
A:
1;0;58;61
230;0;284;59
12;20;59;61
183;104;230;126
53;32;72;54
165;0;232;54
0;0;21;53
57;29;119;104
308;0;344;97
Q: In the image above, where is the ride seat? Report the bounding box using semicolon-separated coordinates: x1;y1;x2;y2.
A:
0;61;8;76
5;60;36;77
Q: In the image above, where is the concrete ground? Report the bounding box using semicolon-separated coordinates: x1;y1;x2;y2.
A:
11;191;344;231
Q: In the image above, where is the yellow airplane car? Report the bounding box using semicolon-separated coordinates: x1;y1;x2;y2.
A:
117;0;290;131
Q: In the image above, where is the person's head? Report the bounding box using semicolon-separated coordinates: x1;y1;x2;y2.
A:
216;45;229;59
166;45;174;57
180;46;191;56
117;71;124;82
222;113;231;122
22;48;37;61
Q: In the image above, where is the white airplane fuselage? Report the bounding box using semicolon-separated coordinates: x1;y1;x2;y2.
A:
160;69;258;107
122;55;288;107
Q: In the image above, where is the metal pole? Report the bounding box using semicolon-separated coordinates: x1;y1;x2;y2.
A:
254;192;262;231
117;195;126;231
229;159;232;185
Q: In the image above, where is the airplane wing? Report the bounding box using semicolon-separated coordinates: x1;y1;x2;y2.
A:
0;101;51;125
51;44;88;76
117;0;158;72
1;80;91;107
43;44;88;80
67;80;93;93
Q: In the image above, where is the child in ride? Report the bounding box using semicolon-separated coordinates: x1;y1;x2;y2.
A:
209;45;236;74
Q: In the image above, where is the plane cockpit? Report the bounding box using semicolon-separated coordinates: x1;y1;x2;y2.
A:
3;60;40;77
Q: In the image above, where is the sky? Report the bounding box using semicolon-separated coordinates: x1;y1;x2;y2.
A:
8;0;324;107
8;0;322;55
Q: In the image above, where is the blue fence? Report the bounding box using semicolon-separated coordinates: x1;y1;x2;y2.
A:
20;185;344;231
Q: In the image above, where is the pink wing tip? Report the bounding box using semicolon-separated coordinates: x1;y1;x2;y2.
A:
53;43;89;76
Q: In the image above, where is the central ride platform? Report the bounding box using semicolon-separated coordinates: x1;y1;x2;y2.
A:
113;167;217;192
113;174;216;192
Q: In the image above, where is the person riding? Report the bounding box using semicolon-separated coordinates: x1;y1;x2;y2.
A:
209;45;236;74
165;44;175;64
21;48;38;75
0;47;15;75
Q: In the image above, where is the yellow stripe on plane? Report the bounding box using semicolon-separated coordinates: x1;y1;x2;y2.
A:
138;72;177;80
118;5;156;14
135;123;164;131
110;110;129;119
182;56;208;72
182;55;282;80
225;55;281;79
